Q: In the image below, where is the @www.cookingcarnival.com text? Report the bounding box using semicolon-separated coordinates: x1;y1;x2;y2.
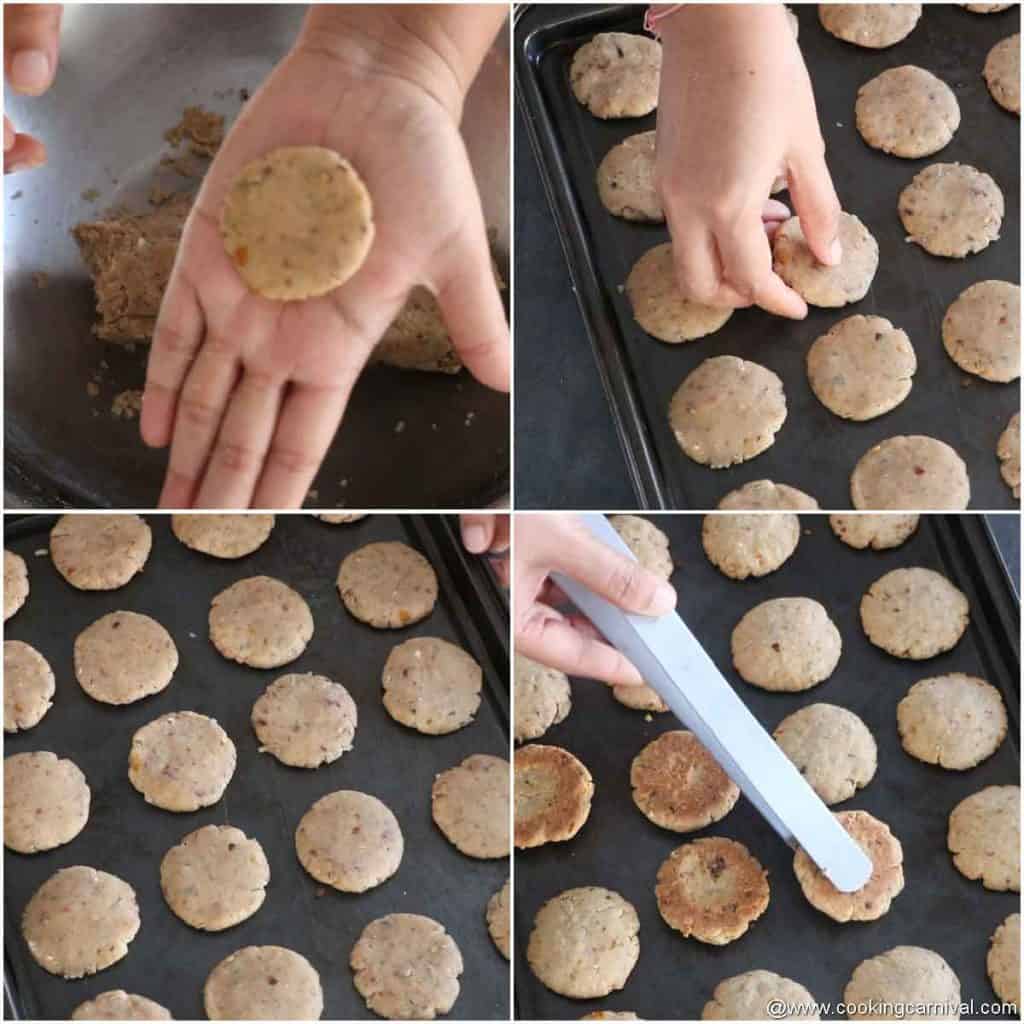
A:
767;999;1018;1019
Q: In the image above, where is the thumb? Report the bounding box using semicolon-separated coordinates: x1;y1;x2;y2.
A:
4;4;63;96
786;142;843;267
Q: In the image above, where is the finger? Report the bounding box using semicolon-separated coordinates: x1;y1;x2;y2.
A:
4;4;63;95
488;554;510;588
3;131;44;172
787;146;842;266
489;515;510;553
461;513;497;554
5;116;14;150
667;220;723;305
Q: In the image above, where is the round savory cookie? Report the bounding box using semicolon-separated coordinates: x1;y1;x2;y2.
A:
209;575;314;668
161;824;270;930
806;315;915;420
72;992;171;1020
998;412;1021;498
613;682;669;712
4;640;55;733
627;244;734;343
610;514;674;579
850;435;970;510
631;730;739;832
317;513;367;523
964;2;1014;9
74;611;178;705
670;356;786;467
296;790;403;893
731;598;842;692
487;878;510;959
702;513;800;580
252;673;357;768
829;513;919;550
898;162;1004;257
897;673;1007;770
514;653;571;742
717;480;819;510
948;785;1020;891
337;541;438;628
382;637;481;735
204;945;324;1020
50;514;151;590
583;1014;640;1021
855;66;959;157
570;33;662;119
819;4;922;47
527;887;639;998
773;213;878;306
515;743;594;849
4;549;28;620
351;913;463;1020
656;837;770;945
5;751;90;853
129;711;237;812
985;33;1020;114
171;513;274;558
221;146;373;301
942;280;1020;382
844;946;960;1021
860;567;969;659
793;810;904;922
702;970;820;1021
773;704;877;805
432;753;509;859
988;913;1020;1007
22;866;140;979
597;131;663;222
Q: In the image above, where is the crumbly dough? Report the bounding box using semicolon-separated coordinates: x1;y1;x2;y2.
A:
432;753;510;858
987;913;1020;1007
851;435;970;510
337;541;438;629
570;33;662;119
50;514;151;590
844;946;960;1021
72;992;171;1020
514;653;571;742
204;945;324;1020
998;412;1021;498
717;480;819;510
5;751;90;853
4;549;28;619
942;280;1020;382
609;514;674;579
515;743;594;848
4;640;55;732
985;33;1020;114
171;513;275;558
829;514;919;550
702;970;820;1021
487;878;510;959
948;785;1020;891
702;513;800;580
819;4;922;47
855;66;960;157
597;131;663;221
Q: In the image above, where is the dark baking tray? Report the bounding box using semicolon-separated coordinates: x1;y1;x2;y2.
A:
3;513;510;1021
515;4;1021;509
514;513;1020;1020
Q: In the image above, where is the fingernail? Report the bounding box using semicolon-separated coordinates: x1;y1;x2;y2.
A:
650;580;677;616
11;50;51;95
462;524;487;553
828;237;843;266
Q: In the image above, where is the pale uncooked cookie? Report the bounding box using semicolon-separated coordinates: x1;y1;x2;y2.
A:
252;673;357;768
296;790;403;892
514;653;571;742
998;412;1021;498
515;743;594;848
204;945;324;1020
702;970;820;1021
528;887;639;998
942;280;1020;382
4;640;54;732
773;213;879;307
829;514;919;550
74;611;178;705
570;33;662;119
317;513;367;523
819;4;922;47
656;837;770;945
612;682;669;712
851;435;970;510
583;1014;640;1021
702;513;800;580
337;541;438;629
985;34;1020;114
221;146;373;301
988;913;1020;1007
161;824;270;930
860;567;969;659
773;704;877;805
22;866;140;979
732;598;842;692
948;785;1020;891
487;879;510;959
844;947;960;1021
129;711;237;812
72;992;171;1020
631;730;739;832
855;66;960;157
5;752;90;853
171;514;274;558
964;2;1014;9
670;356;786;467
610;514;673;579
717;480;819;510
4;549;28;620
898;673;1007;770
807;315;916;419
597;131;663;222
898;162;1004;257
50;514;151;590
627;244;733;343
351;914;463;1020
794;810;904;922
382;637;481;735
432;753;509;858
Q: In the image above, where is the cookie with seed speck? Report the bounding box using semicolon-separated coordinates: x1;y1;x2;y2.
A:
855;66;959;158
171;513;274;557
432;753;509;858
610;514;674;579
985;34;1020;114
5;751;90;853
829;514;919;550
597;131;663;222
998;413;1020;498
337;541;438;628
844;947;960;1021
204;946;323;1020
4;549;28;620
703;970;820;1020
515;743;593;848
50;514;151;590
570;33;661;119
819;4;922;47
4;641;55;733
487;879;510;959
942;280;1020;382
72;992;171;1020
514;654;571;742
987;914;1020;1007
851;435;970;510
702;513;800;580
948;785;1020;891
717;480;819;510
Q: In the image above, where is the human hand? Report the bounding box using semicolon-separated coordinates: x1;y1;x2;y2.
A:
514;514;677;686
655;3;841;318
4;4;62;173
461;513;509;585
141;6;509;508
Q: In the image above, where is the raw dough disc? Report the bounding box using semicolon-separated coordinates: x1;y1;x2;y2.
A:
171;514;275;558
337;541;438;628
985;33;1020;114
829;514;919;550
317;513;367;524
612;682;669;712
72;992;171;1020
487;879;510;959
50;514;151;590
702;971;820;1021
702;513;800;580
432;753;510;858
5;751;90;853
597;131;663;221
570;33;662;119
948;785;1020;891
4;640;55;732
204;945;324;1020
850;435;970;510
515;743;594;848
4;549;28;619
964;2;1014;9
717;480;819;510
855;66;960;157
844;947;960;1021
987;913;1020;1007
942;280;1020;382
514;653;571;742
609;514;673;578
998;412;1021;498
819;4;922;47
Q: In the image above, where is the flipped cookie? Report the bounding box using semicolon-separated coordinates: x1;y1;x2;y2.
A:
819;4;922;47
50;514;151;590
851;435;970;510
855;66;959;157
515;743;594;848
570;33;661;119
72;992;171;1020
337;541;438;628
610;514;673;579
204;946;324;1020
998;413;1021;498
597;131;663;222
702;513;800;580
844;946;960;1021
432;753;510;858
948;785;1020;891
5;751;90;853
985;34;1020;115
988;913;1020;1007
702;970;819;1021
942;280;1020;382
487;879;510;959
4;549;28;620
171;513;274;558
829;514;919;550
514;654;571;742
717;480;819;510
4;640;55;733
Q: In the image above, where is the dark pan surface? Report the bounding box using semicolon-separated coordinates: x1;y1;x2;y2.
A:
4;513;509;1020
514;514;1020;1020
516;4;1021;509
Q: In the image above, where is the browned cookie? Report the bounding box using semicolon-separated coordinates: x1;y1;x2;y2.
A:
515;743;594;848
